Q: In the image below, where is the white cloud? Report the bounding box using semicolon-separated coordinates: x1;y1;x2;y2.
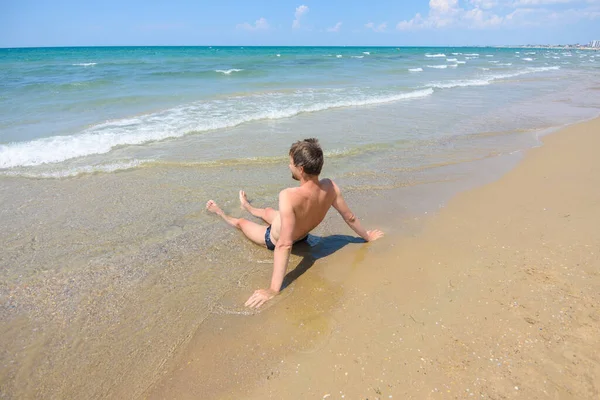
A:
365;21;388;32
470;0;498;9
327;22;343;32
293;5;309;29
512;0;581;5
430;0;459;14
236;17;270;31
395;0;599;30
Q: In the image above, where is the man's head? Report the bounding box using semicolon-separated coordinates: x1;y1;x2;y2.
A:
289;138;324;180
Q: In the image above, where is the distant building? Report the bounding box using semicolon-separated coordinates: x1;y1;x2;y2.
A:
589;40;600;48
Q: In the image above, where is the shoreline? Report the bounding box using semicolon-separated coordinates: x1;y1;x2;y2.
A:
145;117;600;399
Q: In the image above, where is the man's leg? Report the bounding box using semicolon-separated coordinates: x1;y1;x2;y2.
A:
206;200;268;246
239;190;278;225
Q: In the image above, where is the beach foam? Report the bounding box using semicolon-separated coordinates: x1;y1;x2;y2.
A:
215;69;244;74
0;88;434;168
426;66;560;89
0;159;154;178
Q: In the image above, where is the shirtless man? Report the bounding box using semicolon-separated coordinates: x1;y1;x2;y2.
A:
206;138;384;308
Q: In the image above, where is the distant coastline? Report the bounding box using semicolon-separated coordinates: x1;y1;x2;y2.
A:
497;44;599;51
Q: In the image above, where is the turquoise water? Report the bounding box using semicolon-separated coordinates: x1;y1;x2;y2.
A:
1;46;598;175
1;46;599;399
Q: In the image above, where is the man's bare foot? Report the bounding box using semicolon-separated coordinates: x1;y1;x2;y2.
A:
239;190;250;210
206;200;224;216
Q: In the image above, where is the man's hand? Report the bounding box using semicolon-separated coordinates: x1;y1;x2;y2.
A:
245;288;278;308
366;229;384;242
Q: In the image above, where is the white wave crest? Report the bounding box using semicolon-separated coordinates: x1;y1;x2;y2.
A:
446;58;457;62
456;61;466;64
1;159;153;179
522;58;534;61
363;52;370;55
427;65;448;69
427;79;490;89
72;63;97;67
427;66;560;90
351;56;364;58
425;53;446;58
409;68;423;72
464;53;479;56
336;55;343;58
0;89;434;168
215;69;244;74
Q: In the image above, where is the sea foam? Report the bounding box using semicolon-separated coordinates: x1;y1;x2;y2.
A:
426;53;446;58
426;66;560;89
0;88;434;168
215;69;244;74
1;159;153;179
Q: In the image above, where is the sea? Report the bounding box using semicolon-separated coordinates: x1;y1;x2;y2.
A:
1;46;599;398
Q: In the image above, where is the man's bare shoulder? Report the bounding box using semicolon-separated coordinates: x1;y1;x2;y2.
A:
319;178;338;193
278;187;300;203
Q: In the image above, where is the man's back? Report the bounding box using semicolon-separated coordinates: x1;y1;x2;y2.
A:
270;178;336;243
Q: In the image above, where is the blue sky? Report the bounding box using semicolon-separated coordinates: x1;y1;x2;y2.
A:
2;0;599;47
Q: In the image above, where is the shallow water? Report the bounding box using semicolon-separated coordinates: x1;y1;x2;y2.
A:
0;46;599;398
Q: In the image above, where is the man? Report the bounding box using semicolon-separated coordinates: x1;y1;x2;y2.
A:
206;138;384;308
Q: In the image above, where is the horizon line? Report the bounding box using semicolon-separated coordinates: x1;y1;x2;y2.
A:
1;43;594;50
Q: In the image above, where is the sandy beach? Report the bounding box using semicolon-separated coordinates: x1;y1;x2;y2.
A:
145;117;600;399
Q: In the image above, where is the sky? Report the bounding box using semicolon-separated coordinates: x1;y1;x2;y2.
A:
1;0;599;47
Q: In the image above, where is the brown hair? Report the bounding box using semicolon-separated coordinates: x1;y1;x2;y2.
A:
289;138;324;176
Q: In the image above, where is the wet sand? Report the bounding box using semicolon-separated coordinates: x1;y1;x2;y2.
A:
145;117;600;399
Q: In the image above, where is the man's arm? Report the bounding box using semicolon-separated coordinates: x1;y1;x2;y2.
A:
331;181;384;242
245;190;295;308
269;190;295;292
